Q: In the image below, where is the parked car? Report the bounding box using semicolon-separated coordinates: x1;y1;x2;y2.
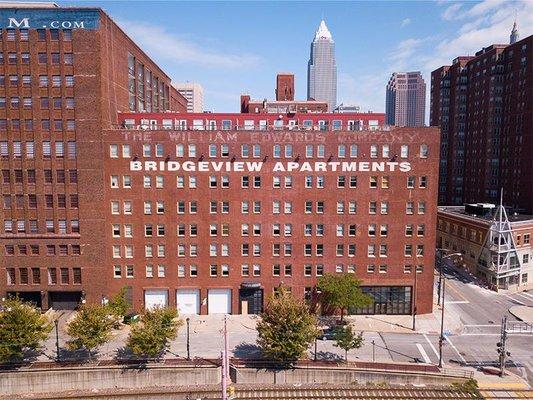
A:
319;326;338;341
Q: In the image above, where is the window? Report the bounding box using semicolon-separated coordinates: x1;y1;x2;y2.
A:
401;145;409;158
369;176;378;188
419;176;427;188
370;145;378;158
419;144;428;158
381;176;390;189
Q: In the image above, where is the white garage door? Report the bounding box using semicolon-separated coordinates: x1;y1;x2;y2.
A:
176;289;200;315
208;289;231;314
144;289;168;310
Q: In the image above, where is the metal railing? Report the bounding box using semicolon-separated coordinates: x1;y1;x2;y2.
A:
114;123;390;133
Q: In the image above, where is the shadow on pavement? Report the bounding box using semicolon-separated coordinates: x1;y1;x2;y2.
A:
233;342;262;359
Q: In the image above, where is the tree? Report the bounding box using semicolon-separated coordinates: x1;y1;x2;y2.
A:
332;324;364;361
66;304;114;355
256;288;318;364
317;273;373;321
126;307;181;358
106;287;130;320
0;297;52;362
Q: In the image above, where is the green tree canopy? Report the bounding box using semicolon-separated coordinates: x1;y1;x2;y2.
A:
126;307;181;358
317;273;373;321
256;288;318;364
106;287;130;319
333;324;364;361
0;297;52;362
66;304;114;355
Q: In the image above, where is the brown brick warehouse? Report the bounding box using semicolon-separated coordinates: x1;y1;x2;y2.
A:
1;6;439;316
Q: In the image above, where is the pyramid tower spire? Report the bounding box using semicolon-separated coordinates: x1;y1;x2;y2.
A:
510;17;519;44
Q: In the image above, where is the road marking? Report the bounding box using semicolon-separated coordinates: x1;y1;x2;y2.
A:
503;294;527;305
445;280;470;302
514;293;533;303
461;333;533;337
446;300;470;304
518;292;533;300
416;343;431;364
423;334;440;363
464;324;498;327
444;336;466;363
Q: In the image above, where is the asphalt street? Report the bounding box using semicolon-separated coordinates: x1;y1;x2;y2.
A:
36;262;533;384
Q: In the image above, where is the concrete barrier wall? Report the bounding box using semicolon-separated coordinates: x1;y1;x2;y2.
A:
0;364;469;396
0;365;221;396
232;366;468;386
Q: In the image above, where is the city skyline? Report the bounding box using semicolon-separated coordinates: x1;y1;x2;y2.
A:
58;0;533;119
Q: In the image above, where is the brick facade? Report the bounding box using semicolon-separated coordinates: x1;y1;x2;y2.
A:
0;7;184;309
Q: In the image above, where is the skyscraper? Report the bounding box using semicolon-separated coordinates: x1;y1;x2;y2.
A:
385;72;426;127
307;20;337;111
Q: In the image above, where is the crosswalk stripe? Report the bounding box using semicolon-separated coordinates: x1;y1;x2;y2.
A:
416;343;431;364
423;333;441;363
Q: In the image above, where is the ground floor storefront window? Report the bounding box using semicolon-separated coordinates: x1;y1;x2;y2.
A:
350;286;412;315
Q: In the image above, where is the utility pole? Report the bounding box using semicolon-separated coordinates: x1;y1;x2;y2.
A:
54;319;60;362
412;270;418;331
372;340;375;362
221;351;227;400
438;276;446;368
497;316;510;377
186;317;190;360
224;314;229;381
437;251;443;306
220;314;230;400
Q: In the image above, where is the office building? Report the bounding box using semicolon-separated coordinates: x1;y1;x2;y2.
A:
173;82;204;113
385;72;426;127
0;5;185;309
307;20;337;111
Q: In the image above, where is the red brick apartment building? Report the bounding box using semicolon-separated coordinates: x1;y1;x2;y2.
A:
430;34;532;212
0;6;185;309
98;112;439;316
1;5;439;316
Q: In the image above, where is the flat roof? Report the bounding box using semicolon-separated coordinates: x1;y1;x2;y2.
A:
438;206;533;223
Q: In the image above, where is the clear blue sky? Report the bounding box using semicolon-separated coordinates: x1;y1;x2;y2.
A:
59;0;531;115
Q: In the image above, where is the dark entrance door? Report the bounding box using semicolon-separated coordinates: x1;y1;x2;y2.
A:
6;291;42;309
49;291;82;310
239;288;263;314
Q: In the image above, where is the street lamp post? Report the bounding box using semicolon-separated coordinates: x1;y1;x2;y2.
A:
54;319;60;362
186;317;190;361
314;336;318;362
438;276;446;368
372;340;375;362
